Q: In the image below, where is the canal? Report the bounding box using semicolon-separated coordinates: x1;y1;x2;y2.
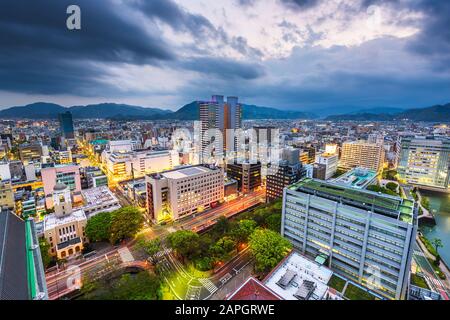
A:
420;191;450;266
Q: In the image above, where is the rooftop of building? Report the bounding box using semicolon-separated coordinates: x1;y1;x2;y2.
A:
288;178;415;223
81;186;120;208
44;208;86;230
227;277;282;300
149;164;220;180
263;251;333;300
332;167;377;189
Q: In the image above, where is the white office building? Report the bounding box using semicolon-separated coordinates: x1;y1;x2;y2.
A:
146;165;224;223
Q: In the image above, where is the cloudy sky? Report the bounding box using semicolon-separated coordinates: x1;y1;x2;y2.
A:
0;0;449;111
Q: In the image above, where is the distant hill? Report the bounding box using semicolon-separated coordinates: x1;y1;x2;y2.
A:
325;103;450;122
0;101;315;120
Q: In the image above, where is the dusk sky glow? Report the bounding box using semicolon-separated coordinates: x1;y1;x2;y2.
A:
0;0;449;111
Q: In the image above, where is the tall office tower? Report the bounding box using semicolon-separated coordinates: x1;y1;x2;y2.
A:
398;136;450;192
339;140;385;172
199;95;242;163
146;165;224;223
58;111;75;139
226;161;262;194
266;149;305;202
0;209;48;300
315;152;338;180
281;178;417;300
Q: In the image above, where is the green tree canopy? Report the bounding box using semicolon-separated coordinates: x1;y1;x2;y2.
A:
266;213;282;232
166;230;201;261
231;219;257;248
39;237;52;268
249;228;292;273
109;207;144;244
213;216;231;235
85;211;112;242
81;271;162;300
137;237;161;264
385;182;398;192
210;236;235;259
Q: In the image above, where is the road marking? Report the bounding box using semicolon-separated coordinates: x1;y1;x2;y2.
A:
186;285;201;300
199;278;218;294
220;273;232;284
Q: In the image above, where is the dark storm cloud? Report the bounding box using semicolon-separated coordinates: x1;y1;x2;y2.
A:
129;0;215;38
0;0;175;95
407;1;450;71
0;0;264;96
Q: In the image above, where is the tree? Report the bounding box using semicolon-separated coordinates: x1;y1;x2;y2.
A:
81;271;162;300
231;219;257;249
432;238;443;255
249;228;292;273
38;237;52;268
210;236;235;259
166;230;201;262
213;216;231;235
109;207;144;244
266;213;282;232
85;211;112;242
137;237;161;264
385;182;398;193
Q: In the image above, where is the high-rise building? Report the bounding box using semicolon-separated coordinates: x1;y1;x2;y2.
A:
397;136;450;191
199;95;242;162
58;111;75;139
0;209;48;300
339;141;385;172
43;183;87;259
281;178;417;300
226;161;262;194
146;165;224;223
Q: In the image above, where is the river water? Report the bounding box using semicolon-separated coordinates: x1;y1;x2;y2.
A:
420;192;450;265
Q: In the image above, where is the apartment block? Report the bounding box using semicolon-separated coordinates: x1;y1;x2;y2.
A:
339;141;385;172
281;178;417;300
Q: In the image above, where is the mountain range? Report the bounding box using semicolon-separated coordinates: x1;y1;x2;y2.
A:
0;101;315;120
0;101;448;122
325;103;450;122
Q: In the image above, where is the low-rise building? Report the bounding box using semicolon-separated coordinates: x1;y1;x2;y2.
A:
43;183;87;259
226;161;262;194
81;186;121;218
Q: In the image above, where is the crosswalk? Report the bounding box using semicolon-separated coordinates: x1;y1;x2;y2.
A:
199;278;218;294
155;248;172;259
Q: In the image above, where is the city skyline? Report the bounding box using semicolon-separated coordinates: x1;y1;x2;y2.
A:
0;0;449;111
